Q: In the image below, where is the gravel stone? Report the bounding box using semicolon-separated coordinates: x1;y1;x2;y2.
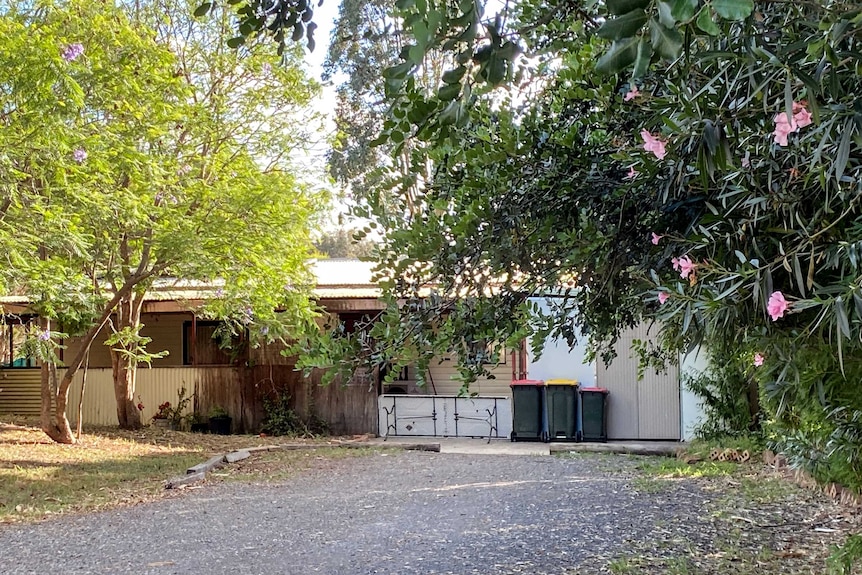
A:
0;451;844;575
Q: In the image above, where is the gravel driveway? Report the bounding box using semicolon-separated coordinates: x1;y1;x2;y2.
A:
0;449;852;574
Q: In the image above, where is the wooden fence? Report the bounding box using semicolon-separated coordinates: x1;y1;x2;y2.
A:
55;366;380;435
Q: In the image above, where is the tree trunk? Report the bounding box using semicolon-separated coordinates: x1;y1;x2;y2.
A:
76;348;89;440
39;318;75;444
110;292;145;429
39;279;136;444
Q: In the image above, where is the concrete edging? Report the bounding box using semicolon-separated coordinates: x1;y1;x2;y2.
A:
165;440;440;489
549;442;682;457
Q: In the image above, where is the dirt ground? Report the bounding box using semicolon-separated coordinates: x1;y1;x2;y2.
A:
1;418;859;573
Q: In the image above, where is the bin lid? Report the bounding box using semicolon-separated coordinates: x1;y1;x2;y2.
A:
510;379;544;387
580;387;609;394
545;378;578;386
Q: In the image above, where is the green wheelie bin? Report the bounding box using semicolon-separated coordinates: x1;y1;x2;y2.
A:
545;379;578;441
579;387;609;442
509;379;548;442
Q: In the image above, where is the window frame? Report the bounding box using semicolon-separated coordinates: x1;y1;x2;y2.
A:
0;315;38;369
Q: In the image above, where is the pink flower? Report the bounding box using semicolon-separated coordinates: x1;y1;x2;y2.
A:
767;290;790;321
753;353;764;367
650;232;662;245
624;86;640;101
658;291;669;304
674;255;696;279
641;130;667;160
62;43;84;62
626;166;638;179
72;148;87;163
793;101;812;128
741;155;750;168
773;101;812;146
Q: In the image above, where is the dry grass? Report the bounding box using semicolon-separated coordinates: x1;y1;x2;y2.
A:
0;416;355;524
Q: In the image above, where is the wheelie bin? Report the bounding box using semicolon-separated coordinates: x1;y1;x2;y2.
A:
509;379;548;442
545;379;578;441
579;387;609;442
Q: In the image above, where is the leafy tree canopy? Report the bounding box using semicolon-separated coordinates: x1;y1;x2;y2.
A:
235;1;862;488
314;227;378;258
0;0;326;441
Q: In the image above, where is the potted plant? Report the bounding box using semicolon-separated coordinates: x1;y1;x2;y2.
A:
151;387;194;431
189;413;209;433
208;406;232;435
151;402;173;429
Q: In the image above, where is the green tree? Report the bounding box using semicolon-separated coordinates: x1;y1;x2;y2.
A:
227;0;862;494
314;228;378;258
323;0;399;190
0;0;324;443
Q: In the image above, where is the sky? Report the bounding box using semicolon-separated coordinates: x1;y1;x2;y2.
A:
298;0;348;230
304;0;340;75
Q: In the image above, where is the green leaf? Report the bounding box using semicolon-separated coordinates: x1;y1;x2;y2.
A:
670;0;698;21
836;296;851;339
657;1;676;28
793;254;806;297
632;37;652;79
835;118;854;184
482;54;507;85
408;44;425;64
597;10;648;40
438;101;459;125
649;18;682;60
696;8;721;35
441;66;467;85
605;0;650;16
226;36;245;48
437;83;461;101
711;0;754;21
382;62;413;80
595;37;640;74
193;2;212;17
702;120;719;154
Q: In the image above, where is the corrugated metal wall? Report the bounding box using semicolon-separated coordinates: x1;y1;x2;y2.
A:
67;367;200;426
0;369;42;415
596;323;680;440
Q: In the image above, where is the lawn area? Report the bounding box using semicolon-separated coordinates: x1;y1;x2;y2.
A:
0;417;336;524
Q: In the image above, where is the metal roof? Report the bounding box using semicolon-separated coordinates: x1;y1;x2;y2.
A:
0;259;383;305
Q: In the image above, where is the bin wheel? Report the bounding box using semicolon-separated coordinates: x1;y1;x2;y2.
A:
510;432;516;442
541;431;550;443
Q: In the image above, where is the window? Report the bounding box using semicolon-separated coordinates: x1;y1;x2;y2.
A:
182;321;244;366
1;316;38;368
